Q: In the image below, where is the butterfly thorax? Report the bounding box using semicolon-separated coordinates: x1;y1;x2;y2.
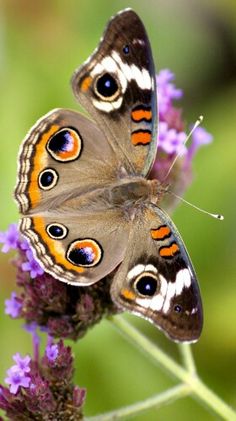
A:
107;177;166;209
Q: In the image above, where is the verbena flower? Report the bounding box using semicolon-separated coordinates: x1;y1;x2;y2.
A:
4;292;22;318
0;224;19;253
0;331;86;420
0;68;212;340
150;69;213;212
12;353;31;373
21;249;44;279
46;343;59;362
4;364;31;395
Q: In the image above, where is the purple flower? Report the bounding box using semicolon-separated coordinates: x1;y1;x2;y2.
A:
13;353;31;373
159;121;187;155
0;224;19;253
46;344;59;362
19;237;31;252
187;126;213;160
0;339;86;418
157;69;183;117
21;249;44;278
5;366;31;394
4;292;22;318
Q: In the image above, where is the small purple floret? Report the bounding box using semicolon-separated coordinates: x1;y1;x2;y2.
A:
19;237;31;252
0;224;19;253
159;121;187;155
46;344;59;362
5;366;31;395
13;353;31;373
157;69;183;117
21;249;44;278
4;292;22;318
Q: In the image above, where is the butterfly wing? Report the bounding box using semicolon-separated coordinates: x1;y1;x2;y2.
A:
72;9;157;177
111;205;203;342
15;108;119;214
15;109;130;285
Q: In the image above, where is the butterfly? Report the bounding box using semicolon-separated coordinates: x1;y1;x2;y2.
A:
14;8;203;342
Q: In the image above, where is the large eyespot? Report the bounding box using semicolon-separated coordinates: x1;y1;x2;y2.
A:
38;168;58;190
134;272;158;297
66;239;103;267
46;223;68;240
94;73;120;101
47;128;82;162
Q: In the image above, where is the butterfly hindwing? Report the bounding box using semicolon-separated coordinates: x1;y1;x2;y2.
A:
72;9;157;177
111;205;203;342
19;208;130;285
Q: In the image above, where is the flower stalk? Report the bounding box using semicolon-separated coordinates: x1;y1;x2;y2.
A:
86;384;190;421
109;315;236;421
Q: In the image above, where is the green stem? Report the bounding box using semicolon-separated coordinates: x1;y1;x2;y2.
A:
178;343;196;374
86;384;190;421
110;315;236;421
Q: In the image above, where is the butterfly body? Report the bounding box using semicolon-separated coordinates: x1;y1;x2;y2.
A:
15;9;203;342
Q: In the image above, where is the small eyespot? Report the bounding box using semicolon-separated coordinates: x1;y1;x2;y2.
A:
94;73;120;101
66;239;103;267
46;223;68;240
134;273;158;297
123;45;130;54
38;168;58;190
174;304;182;313
47;128;82;162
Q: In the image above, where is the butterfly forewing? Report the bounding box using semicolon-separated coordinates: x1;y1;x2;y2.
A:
72;9;157;177
15;109;119;214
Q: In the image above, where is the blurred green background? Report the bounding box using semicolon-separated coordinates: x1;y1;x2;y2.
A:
0;0;236;419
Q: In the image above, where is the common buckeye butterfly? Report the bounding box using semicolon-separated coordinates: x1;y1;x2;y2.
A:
15;9;203;342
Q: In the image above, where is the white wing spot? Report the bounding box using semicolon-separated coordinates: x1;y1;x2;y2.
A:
127;264;145;280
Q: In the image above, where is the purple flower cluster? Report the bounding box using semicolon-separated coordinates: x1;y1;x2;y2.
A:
156;69;212;159
150;69;212;212
5;354;31;394
0;333;86;420
0;224;19;253
0;223;117;341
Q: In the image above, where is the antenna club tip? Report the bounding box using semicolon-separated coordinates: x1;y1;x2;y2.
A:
217;214;224;221
199;115;204;122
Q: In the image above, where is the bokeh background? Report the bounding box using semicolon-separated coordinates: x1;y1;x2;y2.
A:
0;0;236;419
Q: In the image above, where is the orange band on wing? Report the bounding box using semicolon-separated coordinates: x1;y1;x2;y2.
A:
131;130;152;145
159;243;180;258
121;288;136;301
29;125;59;208
131;108;152;122
32;216;84;273
81;76;92;92
151;226;171;241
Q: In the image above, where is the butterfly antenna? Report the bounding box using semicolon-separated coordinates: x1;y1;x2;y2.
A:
168;191;224;220
163;115;204;182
